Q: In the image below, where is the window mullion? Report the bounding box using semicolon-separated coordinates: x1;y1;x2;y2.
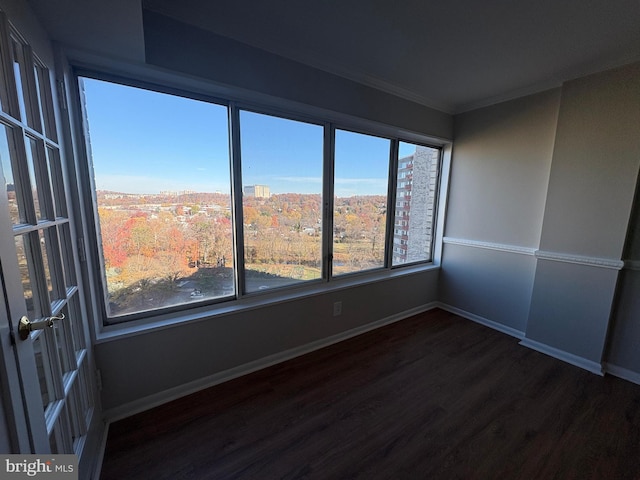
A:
229;103;246;298
322;123;335;281
385;139;399;269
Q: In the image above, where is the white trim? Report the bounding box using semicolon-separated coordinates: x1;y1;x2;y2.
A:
624;260;640;271
519;338;604;375
604;363;640;386
436;302;525;339
103;302;439;422
535;250;624;270
442;237;536;256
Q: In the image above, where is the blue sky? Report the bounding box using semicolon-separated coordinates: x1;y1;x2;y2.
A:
82;78;417;196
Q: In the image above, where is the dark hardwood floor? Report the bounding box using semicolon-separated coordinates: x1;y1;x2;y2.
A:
100;309;640;479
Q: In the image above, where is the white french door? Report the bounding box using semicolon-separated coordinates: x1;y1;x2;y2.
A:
0;9;102;478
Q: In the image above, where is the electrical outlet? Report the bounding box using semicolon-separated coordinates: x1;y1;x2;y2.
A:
333;301;342;316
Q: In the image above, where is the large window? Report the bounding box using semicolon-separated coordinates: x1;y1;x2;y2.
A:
81;78;233;318
239;111;324;292
333;130;390;275
79;76;443;324
392;142;441;265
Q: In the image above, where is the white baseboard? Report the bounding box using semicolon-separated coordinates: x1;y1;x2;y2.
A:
103;302;439;422
519;338;604;375
436;302;525;339
604;363;640;386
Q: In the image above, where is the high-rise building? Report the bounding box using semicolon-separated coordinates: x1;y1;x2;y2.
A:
393;146;439;264
244;184;270;198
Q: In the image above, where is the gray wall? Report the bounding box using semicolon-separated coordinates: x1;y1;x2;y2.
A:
141;9;452;140
442;62;640;375
525;63;640;364
440;89;561;333
605;175;640;375
96;270;439;413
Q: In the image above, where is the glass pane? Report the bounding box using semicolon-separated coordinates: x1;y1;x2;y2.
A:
54;404;73;453
0;123;21;224
81;78;234;318
34;63;57;141
239;111;323;292
333;130;390;275
15;234;40;319
54;305;75;377
46;147;67;217
10;38;37;129
71;374;90;439
24;136;49;221
0;40;10;114
38;229;55;302
77;360;92;425
33;333;53;410
392;143;440;265
67;293;85;353
59;223;77;288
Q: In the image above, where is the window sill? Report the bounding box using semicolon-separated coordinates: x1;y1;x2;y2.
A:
93;263;440;344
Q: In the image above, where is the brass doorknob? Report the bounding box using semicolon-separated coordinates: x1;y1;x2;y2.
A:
18;314;65;341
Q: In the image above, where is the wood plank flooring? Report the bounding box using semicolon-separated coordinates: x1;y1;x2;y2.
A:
100;309;640;479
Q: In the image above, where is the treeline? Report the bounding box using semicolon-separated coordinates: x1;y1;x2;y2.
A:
98;192;388;292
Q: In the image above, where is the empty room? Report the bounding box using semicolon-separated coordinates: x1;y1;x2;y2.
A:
0;1;639;479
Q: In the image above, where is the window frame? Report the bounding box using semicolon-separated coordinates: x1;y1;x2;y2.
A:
71;68;449;333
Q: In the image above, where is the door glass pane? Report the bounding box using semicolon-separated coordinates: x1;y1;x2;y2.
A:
392;142;440;265
59;223;77;288
0;40;10;114
239;111;323;292
67;294;85;353
333;130;390;275
33;333;53;410
46;146;67;217
0;123;20;224
41;227;66;303
10;38;36;128
15;234;40;319
24;136;51;221
49;406;73;453
34;63;57;141
53;313;74;378
81;77;234;318
78;360;93;421
38;229;54;303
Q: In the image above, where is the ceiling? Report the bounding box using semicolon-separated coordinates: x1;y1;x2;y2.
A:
28;0;640;114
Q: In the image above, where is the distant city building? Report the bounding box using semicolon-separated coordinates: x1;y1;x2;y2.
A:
244;185;270;198
160;190;196;196
393;146;439;264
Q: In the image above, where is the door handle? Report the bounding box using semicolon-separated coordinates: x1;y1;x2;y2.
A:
18;314;65;341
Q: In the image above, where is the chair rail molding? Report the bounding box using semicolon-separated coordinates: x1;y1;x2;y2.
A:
442;237;536;256
535;250;624;270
